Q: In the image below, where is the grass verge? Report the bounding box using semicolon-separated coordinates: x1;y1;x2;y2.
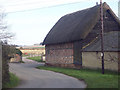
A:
27;56;45;62
37;66;119;88
22;55;29;57
19;60;24;63
3;72;20;88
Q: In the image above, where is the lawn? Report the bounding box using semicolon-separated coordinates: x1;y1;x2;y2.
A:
27;56;45;62
3;72;20;88
37;66;119;88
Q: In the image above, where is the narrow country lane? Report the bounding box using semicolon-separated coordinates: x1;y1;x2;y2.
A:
9;57;86;88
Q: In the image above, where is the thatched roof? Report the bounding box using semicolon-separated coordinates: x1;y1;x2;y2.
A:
82;31;120;52
43;2;120;45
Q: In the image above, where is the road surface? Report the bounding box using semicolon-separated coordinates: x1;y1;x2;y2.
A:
9;57;86;88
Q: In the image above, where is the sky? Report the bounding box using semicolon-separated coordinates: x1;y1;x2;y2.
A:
0;0;119;45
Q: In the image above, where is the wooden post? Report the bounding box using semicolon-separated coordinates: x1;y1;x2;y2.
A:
100;0;105;74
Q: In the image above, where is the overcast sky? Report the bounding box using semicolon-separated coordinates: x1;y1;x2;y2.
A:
0;0;119;45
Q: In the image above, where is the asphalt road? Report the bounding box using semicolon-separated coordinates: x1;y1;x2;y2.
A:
9;57;86;88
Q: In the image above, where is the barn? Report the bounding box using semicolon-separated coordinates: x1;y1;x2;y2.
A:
43;3;120;70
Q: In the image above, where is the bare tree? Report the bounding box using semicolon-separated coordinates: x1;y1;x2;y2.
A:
0;6;13;41
95;53;118;63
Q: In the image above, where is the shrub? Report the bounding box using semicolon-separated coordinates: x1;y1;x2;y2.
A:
2;45;10;85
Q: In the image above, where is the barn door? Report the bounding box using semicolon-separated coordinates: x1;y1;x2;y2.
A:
73;41;82;65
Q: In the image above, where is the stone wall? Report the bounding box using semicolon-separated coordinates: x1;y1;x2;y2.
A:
45;43;74;66
82;52;119;71
10;54;22;62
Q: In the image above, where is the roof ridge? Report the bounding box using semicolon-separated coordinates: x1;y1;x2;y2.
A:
63;4;100;18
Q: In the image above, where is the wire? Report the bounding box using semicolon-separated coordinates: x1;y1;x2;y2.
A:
7;1;82;13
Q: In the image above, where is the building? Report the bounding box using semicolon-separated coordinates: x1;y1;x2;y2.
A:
20;45;45;55
43;3;120;70
10;49;22;63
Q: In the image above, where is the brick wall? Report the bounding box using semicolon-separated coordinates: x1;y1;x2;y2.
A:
45;43;74;65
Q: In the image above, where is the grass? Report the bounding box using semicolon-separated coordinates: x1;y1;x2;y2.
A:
22;54;29;57
27;56;45;62
19;60;24;63
3;72;20;88
37;66;119;88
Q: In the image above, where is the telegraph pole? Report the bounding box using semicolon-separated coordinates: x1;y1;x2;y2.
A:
100;0;104;74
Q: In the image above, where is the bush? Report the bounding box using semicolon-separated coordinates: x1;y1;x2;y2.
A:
2;44;21;86
2;45;10;85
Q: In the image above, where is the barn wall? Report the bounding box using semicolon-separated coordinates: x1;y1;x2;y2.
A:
82;52;119;71
45;43;73;65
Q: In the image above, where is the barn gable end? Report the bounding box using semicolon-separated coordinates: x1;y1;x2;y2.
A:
82;10;120;49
